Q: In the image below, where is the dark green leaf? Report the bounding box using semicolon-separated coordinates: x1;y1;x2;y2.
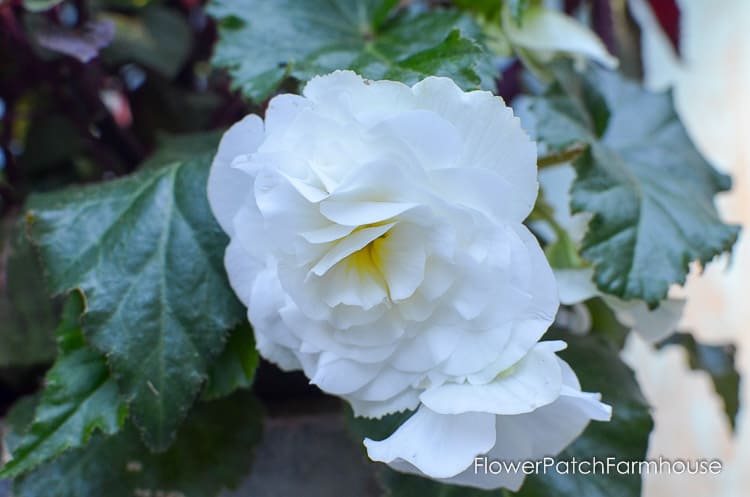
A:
25;133;244;451
0;216;57;370
141;131;226;170
346;408;414;445
530;64;739;305
11;392;264;497
658;333;740;430
0;293;127;479
3;395;41;456
209;0;494;102
587;297;629;350
349;331;652;497
202;323;259;401
19;115;81;174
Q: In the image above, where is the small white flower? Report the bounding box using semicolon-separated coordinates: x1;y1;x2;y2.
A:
208;71;609;489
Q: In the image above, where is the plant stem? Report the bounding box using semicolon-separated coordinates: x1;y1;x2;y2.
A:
537;143;586;168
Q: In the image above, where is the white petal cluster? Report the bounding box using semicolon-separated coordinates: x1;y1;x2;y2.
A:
208;71;610;490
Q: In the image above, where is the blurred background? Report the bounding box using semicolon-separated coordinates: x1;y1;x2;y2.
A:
622;1;750;496
1;1;749;496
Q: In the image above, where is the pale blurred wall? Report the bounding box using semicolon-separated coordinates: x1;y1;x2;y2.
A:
623;1;750;496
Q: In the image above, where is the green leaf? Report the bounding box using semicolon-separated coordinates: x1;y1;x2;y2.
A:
453;0;502;18
10;392;264;497
346;408;414;445
349;331;652;497
0;293;127;479
202;323;259;401
25;133;244;451
658;333;740;430
587;297;629;350
3;395;41;456
19;114;82;174
140;131;226;170
530;64;739;305
208;0;494;102
0;216;57;370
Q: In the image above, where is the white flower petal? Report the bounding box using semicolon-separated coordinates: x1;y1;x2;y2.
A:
430;167;534;223
264;93;312;136
207;114;264;234
364;406;497;479
606;295;686;343
470;225;560;375
504;6;618;69
538;163;592;244
310;222;395;276
349;388;420;419
438;325;514;377
303;70;415;125
376;223;428;301
421;342;564;415
317;256;389;309
555;267;599;305
223;237;264;306
319;200;418;226
254;168;329;250
390;325;462;373
352;367;420;402
277;305;398;364
412;77;539;220
369;109;462;170
555;266;685;343
311;353;383;395
299;223;356;244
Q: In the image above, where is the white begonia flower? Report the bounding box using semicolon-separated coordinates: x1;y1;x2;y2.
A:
538;164;685;342
503;4;618;73
208;71;610;489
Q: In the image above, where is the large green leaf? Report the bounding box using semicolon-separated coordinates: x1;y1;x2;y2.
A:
659;333;740;430
349;331;652;497
25;134;244;451
0;293;127;479
529;65;739;305
208;0;494;102
8;392;264;497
